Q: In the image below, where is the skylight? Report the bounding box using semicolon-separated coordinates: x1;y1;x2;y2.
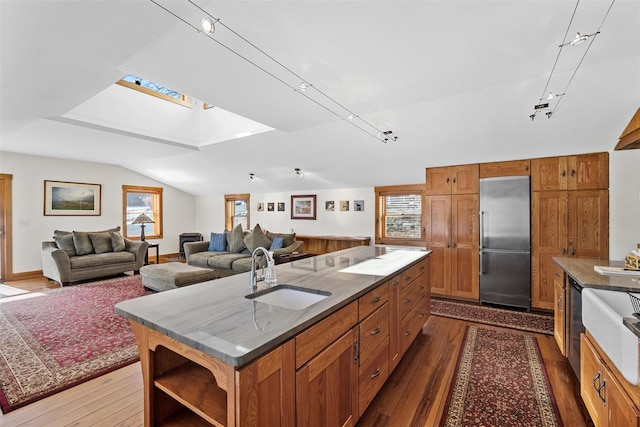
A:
117;74;192;108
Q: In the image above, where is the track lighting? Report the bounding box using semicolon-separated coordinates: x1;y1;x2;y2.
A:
298;82;309;92
295;168;304;178
249;173;255;181
560;32;599;47
545;92;565;100
201;16;216;34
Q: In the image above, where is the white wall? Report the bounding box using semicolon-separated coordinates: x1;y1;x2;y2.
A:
195;188;374;241
1;152;197;274
609;149;640;259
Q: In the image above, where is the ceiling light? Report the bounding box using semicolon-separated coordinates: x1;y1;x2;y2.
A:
545;92;565;100
249;173;255;181
295;168;304;178
298;82;309;92
201;16;216;35
560;32;599;47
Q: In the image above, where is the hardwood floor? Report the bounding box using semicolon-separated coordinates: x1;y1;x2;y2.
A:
0;276;591;426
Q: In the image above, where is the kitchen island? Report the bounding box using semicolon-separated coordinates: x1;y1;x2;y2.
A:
116;245;431;426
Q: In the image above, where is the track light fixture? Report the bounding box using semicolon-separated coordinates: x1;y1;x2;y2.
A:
295;168;304;178
249;173;255;181
560;32;599;47
201;16;217;34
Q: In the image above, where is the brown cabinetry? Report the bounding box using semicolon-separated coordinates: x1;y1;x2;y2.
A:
296;235;371;255
531;152;608;191
425;164;479;195
426;192;479;300
581;333;640;427
553;268;566;356
480;159;531;178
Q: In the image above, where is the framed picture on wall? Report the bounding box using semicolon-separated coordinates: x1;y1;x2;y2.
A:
44;180;102;216
257;202;264;212
354;200;364;211
277;202;285;212
291;194;317;220
325;201;335;211
267;202;275;212
340;200;349;211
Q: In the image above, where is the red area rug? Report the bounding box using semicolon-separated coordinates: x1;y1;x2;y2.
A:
431;298;554;335
440;326;562;427
0;275;149;413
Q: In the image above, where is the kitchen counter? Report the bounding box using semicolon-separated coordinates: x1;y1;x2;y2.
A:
116;245;431;367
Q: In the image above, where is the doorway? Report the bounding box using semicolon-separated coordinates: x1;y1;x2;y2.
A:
0;174;13;282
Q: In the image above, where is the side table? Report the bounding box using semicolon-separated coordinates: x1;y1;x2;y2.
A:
145;242;159;265
274;252;312;265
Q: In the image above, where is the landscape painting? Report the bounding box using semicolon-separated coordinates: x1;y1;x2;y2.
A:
291;194;316;220
44;180;102;216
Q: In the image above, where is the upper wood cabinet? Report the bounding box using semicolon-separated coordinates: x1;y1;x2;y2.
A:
531;152;608;191
480;159;531;178
425;164;479;195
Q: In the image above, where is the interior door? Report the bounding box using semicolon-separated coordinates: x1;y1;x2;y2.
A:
0;174;12;282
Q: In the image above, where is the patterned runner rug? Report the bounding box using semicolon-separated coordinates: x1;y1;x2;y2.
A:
0;275;149;413
431;298;553;335
440;326;563;427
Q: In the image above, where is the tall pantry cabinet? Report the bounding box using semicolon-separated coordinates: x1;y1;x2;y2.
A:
425;164;479;300
531;152;609;310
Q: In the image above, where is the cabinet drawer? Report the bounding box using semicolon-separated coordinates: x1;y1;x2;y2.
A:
359;283;389;321
359;303;389;363
401;299;428;355
296;301;358;369
401;261;426;289
358;337;389;417
400;279;423;320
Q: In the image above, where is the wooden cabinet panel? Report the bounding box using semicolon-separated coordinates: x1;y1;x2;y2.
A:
480;159;531;178
387;275;402;372
425;166;453;195
582;334;607;427
359;283;389;321
295;235;371;255
426;195;451;297
400;299;428;355
358;338;390;417
532;156;567;191
607;371;640;427
553;269;566;356
567;152;609;190
359;303;389;363
452;164;479;194
567;190;609;259
451;194;479;300
399;279;422;319
296;327;359;427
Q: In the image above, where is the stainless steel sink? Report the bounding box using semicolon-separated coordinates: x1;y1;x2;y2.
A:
245;285;331;310
582;288;639;385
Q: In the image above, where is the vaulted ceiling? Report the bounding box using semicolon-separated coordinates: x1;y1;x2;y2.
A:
1;0;638;196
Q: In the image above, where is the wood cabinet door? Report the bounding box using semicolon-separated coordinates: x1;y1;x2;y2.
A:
606;369;640;427
480;159;531;178
567;190;609;259
531;156;568;191
425;196;451;296
425;166;452;195
553;271;566;356
451;164;479;194
237;340;296;427
581;335;607;427
387;275;402;372
451;194;479;300
567;152;609;190
296;327;359;427
531;191;568;310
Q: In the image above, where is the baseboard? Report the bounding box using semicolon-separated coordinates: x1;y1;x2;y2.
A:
6;270;44;281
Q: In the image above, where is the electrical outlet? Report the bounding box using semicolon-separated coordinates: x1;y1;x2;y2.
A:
18;219;30;226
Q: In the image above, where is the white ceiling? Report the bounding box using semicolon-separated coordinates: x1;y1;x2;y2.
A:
1;0;639;196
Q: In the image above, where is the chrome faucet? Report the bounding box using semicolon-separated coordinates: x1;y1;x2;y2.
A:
250;247;274;292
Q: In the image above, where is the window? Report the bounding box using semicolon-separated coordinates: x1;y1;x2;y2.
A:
225;194;250;231
123;185;163;240
375;184;425;246
117;74;192;108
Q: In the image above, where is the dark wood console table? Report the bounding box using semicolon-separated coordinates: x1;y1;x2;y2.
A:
295;235;371;255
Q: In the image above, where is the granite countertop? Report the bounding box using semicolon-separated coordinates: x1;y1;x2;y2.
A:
553;257;640;292
554;256;640;338
116;245;431;367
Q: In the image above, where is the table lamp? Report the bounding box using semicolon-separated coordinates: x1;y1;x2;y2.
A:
131;213;154;241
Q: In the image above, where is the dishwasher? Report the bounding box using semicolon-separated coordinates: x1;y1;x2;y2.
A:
567;276;584;382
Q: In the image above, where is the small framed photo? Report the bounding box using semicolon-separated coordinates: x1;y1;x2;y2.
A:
257;202;264;212
325;200;335;211
277;202;285;212
291;194;317;220
340;200;349;211
354;200;364;211
44;180;102;216
267;202;275;212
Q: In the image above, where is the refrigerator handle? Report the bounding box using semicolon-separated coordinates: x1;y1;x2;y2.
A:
479;211;484;249
479;250;484;275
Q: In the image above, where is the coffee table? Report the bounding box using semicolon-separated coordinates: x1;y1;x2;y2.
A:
274;252;312;265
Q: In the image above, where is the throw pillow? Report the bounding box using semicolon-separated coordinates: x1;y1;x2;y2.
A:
266;231;296;247
110;231;126;252
72;231;94;255
208;232;227;251
270;237;284;251
226;224;247;253
89;232;113;254
244;224;273;253
53;234;76;257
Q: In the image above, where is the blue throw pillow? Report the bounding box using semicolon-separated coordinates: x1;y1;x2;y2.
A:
208;232;227;251
270;237;284;250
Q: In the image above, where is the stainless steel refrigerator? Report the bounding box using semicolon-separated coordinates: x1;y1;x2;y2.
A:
479;176;531;309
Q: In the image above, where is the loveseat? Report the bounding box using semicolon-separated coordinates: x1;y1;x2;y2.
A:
184;223;303;276
42;226;148;286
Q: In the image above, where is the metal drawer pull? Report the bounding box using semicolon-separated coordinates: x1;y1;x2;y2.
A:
371;368;381;379
597;380;606;403
392;280;400;286
404;330;411;336
406;275;412;281
353;339;359;364
419;312;425;318
371;296;380;304
593;372;601;389
371;326;381;335
404;298;412;304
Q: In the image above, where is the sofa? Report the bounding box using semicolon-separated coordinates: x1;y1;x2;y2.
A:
184;223;303;276
42;226;149;286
